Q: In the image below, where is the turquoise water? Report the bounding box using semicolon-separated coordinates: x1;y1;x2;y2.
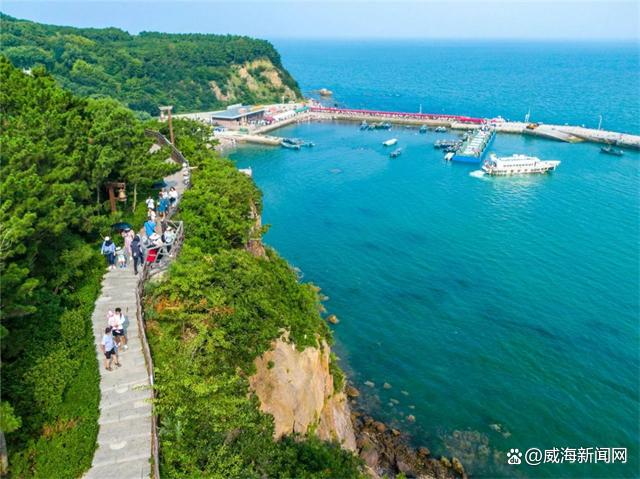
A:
274;40;640;134
231;42;640;478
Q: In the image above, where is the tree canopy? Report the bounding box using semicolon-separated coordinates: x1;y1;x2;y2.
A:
0;14;302;116
0;57;174;477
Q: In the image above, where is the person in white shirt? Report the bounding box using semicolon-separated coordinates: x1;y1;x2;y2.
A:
145;196;155;210
111;307;128;350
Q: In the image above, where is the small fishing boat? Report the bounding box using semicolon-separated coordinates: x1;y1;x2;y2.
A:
435;126;447;133
281;138;301;150
444;152;455;161
360;121;369;130
390;148;402;158
383;138;398;146
600;145;624;156
419;125;428;134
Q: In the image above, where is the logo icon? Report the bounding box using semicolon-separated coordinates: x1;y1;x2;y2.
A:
507;448;523;465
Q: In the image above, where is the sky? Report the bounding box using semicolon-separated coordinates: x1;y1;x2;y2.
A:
1;1;638;40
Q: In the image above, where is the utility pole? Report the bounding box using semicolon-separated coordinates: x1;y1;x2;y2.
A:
159;105;175;144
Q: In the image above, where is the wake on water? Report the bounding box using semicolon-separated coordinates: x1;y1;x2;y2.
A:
469;170;486;179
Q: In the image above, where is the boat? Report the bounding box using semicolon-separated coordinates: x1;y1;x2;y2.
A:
444;152;455;161
383;138;398;146
600;145;624;156
482;154;560;175
390;148;402;158
434;139;462;150
281;138;301;150
435;126;447;133
419;125;428;134
360;121;369;130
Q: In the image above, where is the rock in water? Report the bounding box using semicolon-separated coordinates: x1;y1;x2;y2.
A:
452;457;465;475
326;314;339;324
383;382;392;389
373;421;386;433
418;447;430;457
364;380;375;388
346;385;360;398
407;414;416;423
401;390;409;396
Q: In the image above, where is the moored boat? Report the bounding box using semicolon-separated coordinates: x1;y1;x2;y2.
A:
390;148;402;158
419;125;428;134
281;138;301;150
435;126;447;133
600;145;624;156
482;153;560;175
383;138;398;146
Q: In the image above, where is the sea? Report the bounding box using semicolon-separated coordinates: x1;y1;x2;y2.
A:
230;40;640;478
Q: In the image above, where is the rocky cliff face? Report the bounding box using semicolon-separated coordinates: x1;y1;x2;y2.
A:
248;333;356;451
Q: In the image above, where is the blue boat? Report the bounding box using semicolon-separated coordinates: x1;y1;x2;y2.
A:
450;128;495;163
419;125;428;134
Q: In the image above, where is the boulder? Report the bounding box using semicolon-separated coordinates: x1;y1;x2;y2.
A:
391;428;401;437
383;382;392;390
360;443;379;469
364;380;375;388
407;414;416;423
440;457;452;468
346;385;360;398
452;457;465;476
326;314;339;324
418;447;430;457
374;421;386;433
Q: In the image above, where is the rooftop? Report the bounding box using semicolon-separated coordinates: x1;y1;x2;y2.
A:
211;104;264;120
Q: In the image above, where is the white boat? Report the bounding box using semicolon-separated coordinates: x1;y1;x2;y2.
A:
482;154;560;176
444;152;455;161
383;138;398;146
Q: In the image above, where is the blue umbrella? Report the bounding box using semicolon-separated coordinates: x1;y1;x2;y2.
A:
111;222;133;231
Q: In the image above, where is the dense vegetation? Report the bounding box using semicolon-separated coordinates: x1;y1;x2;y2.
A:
0;57;175;477
144;119;364;478
0;14;301;116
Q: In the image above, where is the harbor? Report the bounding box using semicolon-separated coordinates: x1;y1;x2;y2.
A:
175;103;640;151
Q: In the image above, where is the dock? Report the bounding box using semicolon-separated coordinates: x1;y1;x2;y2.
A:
176;104;640;151
451;129;495;163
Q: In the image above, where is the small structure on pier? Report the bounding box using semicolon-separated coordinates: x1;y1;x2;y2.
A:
210;104;265;129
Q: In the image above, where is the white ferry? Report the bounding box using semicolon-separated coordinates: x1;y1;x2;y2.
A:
482;154;560;176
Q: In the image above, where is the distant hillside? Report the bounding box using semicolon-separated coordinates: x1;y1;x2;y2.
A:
0;14;302;115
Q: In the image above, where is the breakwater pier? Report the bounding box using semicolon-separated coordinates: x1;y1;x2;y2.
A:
175;103;640;151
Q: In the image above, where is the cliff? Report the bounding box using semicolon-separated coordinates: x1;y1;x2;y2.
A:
249;333;357;450
0;14;302;115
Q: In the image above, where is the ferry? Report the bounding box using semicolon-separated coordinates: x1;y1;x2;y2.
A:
390;148;402;158
482;154;560;176
383;138;398;146
600;145;624;156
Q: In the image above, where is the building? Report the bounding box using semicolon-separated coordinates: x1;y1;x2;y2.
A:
209;104;265;129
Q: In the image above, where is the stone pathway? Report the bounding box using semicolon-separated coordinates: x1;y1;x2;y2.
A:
85;159;188;479
85;266;152;479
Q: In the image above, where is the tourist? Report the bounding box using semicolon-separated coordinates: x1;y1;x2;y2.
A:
163;226;176;253
112;307;128;350
144;218;156;237
131;234;144;275
115;247;127;269
100;236;116;270
148;208;157;222
122;227;134;263
100;326;120;371
168;186;178;208
158;191;169;219
145;195;155;211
